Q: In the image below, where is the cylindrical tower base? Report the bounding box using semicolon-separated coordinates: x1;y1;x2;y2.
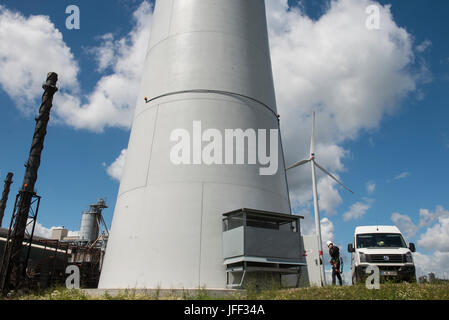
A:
99;0;291;289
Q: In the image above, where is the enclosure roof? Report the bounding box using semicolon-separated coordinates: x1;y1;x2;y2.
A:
222;208;303;222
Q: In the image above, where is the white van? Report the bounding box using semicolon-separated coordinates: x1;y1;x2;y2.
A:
347;225;416;284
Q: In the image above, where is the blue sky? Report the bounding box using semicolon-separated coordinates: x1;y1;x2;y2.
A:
0;0;448;279
337;0;449;253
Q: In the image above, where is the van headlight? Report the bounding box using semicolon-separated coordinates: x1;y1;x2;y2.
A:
405;252;413;263
360;253;367;263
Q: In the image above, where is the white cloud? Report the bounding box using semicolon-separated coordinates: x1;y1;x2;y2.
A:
0;2;153;132
389;206;449;278
88;33;116;73
317;175;343;215
389;205;449;246
393;171;411;180
299;209;334;245
366;181;376;194
106;149;127;182
26;219;78;239
418;215;449;252
320;217;335;245
416;39;432;53
418;205;449;228
415;213;449;278
267;0;423;213
298;209;315;235
414;251;449;279
54;1;153;132
391;212;419;238
343;199;373;221
0;5;79;112
27;220;52;239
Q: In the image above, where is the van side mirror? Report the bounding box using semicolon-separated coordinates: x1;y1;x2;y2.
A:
348;243;355;253
409;243;416;252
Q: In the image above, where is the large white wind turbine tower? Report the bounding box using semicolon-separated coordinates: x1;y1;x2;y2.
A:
99;0;291;289
286;112;353;286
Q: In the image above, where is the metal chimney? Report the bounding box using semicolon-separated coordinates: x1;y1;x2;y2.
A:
0;72;58;295
0;173;13;227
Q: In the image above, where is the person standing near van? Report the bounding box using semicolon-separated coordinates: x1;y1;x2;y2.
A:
327;241;343;286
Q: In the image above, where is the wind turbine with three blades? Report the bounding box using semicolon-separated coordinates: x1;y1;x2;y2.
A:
286;112;354;286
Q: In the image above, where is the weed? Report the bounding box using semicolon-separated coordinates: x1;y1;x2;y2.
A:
10;282;449;300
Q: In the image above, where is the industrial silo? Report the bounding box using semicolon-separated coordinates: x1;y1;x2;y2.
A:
99;0;292;289
79;199;108;243
79;211;99;243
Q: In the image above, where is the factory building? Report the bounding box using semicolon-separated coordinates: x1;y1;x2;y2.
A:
0;199;108;290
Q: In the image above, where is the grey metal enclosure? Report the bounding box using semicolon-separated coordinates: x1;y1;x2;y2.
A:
222;208;306;288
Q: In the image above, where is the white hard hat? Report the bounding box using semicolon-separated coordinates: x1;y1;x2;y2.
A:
326;241;333;247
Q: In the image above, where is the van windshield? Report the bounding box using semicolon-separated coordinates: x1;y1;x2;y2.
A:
356;233;407;248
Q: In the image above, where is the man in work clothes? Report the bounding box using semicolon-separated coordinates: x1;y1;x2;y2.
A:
327;241;343;286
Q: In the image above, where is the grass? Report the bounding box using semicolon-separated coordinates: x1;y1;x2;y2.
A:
4;282;449;300
247;282;449;300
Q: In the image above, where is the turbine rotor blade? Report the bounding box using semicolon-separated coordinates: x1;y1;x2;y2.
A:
310;111;315;156
286;159;311;171
314;161;354;194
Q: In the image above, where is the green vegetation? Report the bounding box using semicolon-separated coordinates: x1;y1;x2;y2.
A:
3;282;449;300
13;288;90;300
247;282;449;300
